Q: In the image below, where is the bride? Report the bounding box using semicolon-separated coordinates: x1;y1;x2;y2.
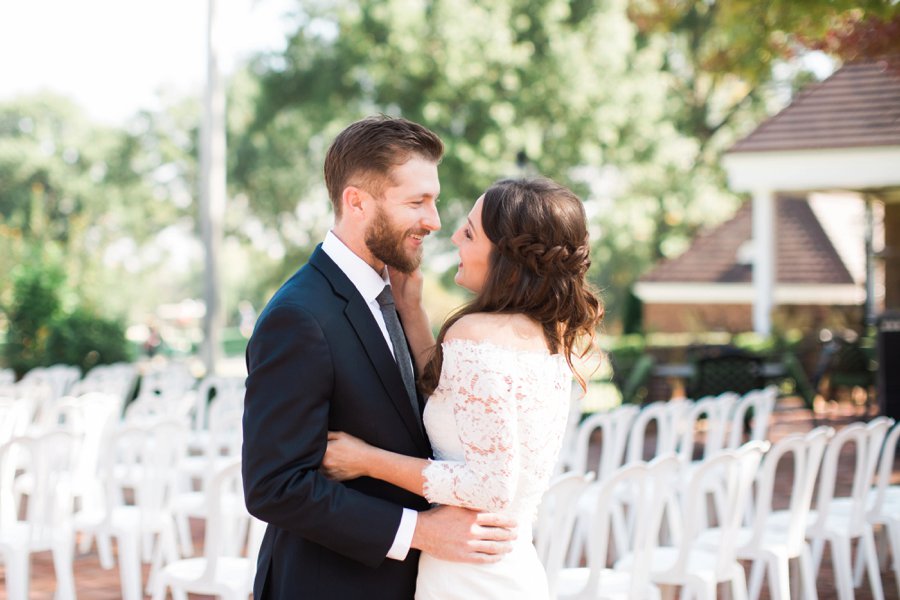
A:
323;176;603;599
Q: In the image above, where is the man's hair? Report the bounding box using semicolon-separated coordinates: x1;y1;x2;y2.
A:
324;115;444;218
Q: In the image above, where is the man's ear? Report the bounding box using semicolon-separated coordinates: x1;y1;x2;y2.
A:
342;186;367;218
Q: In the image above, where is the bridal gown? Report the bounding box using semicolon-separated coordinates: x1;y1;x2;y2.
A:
416;338;572;600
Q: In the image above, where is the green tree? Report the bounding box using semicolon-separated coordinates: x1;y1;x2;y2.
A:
233;0;736;324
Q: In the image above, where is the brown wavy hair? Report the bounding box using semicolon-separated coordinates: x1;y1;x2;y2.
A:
420;177;604;396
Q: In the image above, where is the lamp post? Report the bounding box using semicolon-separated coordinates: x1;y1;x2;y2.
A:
199;0;226;375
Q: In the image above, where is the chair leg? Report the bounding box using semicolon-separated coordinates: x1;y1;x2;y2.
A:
730;565;749;600
747;558;765;600
77;531;93;554
810;535;827;575
4;550;31;600
798;544;819;600
830;537;854;600
116;531;143;600
97;532;115;570
860;529;885;600
51;535;77;600
149;571;168;600
887;518;900;590
175;510;195;557
768;554;790;600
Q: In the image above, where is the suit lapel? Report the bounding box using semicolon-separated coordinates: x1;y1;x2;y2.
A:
310;247;429;453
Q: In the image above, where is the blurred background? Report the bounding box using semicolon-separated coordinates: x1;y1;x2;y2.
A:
1;0;897;409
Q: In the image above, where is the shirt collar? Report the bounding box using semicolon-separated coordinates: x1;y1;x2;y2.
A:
322;230;389;304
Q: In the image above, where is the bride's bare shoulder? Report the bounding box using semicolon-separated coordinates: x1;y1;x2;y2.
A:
445;313;547;352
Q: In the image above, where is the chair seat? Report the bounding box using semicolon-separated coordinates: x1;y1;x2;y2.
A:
616;546;743;586
556;566;661;600
771;507;871;539
0;521;73;553
157;556;254;595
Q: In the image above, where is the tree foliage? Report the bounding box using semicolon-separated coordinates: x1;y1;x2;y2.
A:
232;0;762;325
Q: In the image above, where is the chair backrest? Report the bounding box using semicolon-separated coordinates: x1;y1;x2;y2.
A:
553;386;585;476
0;368;15;386
576;454;681;599
811;417;892;536
726;386;777;450
667;441;768;579
869;418;900;520
677;392;737;462
192;375;245;432
0;430;82;547
625;399;689;464
746;426;833;556
200;398;245;484
71;363;139;417
571;404;639;477
200;459;256;581
101;419;187;520
535;471;594;590
0;397;35;446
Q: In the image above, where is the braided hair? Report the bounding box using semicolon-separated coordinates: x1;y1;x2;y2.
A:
420;177;604;396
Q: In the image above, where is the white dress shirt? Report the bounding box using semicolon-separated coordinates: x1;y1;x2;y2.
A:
322;231;418;561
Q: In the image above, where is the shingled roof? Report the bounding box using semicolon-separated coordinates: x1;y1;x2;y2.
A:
638;196;854;285
728;58;900;153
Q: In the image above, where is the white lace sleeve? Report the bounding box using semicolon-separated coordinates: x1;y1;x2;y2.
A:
421;360;520;512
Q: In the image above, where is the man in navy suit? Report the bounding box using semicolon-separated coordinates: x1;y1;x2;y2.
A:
242;116;515;599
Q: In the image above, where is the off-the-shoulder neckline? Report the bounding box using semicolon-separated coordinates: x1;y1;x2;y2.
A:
442;337;565;361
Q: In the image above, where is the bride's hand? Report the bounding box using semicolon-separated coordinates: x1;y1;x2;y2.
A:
388;266;424;319
322;431;372;481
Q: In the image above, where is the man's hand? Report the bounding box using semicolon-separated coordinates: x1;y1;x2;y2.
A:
411;505;518;563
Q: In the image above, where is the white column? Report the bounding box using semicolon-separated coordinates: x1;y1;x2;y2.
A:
199;0;226;375
752;189;776;335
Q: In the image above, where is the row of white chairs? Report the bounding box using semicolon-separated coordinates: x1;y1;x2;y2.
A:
0;362;251;599
561;387;777;481
0;418;260;600
536;414;900;600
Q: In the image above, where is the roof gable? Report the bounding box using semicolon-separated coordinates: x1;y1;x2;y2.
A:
639;196;854;286
728;58;900;153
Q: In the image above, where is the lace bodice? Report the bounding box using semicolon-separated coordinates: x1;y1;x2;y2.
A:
421;338;572;519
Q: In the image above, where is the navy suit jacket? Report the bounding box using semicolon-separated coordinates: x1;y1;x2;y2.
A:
242;245;432;599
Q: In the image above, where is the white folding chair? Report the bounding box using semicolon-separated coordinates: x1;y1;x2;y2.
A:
0;431;82;600
73;419;187;600
624;399;689;465
557;455;680;600
866;419;900;589
699;426;833;600
151;459;265;600
535;471;595;596
677;392;738;463
172;396;244;556
616;441;768;600
804;418;891;600
726;386;777;450
567;404;639;566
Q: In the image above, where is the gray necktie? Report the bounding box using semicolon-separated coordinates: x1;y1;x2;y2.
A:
376;285;421;424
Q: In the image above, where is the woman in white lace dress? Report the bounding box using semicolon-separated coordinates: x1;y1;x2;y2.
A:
323;177;603;599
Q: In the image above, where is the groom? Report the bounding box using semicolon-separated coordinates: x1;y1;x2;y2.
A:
242;116;516;599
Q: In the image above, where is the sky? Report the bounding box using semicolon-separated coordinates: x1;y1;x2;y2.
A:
0;0;296;124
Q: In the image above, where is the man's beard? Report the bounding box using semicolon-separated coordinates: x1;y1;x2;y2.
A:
365;204;423;274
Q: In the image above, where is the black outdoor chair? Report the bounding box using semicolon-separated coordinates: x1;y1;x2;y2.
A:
686;345;766;400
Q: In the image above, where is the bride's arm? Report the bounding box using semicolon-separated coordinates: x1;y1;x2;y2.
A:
389;267;435;376
323;431;428;496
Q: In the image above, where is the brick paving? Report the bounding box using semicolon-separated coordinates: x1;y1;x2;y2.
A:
1;396;898;599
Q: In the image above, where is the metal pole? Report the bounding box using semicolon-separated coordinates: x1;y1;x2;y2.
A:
199;0;226;375
864;195;876;327
752;189;776;336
